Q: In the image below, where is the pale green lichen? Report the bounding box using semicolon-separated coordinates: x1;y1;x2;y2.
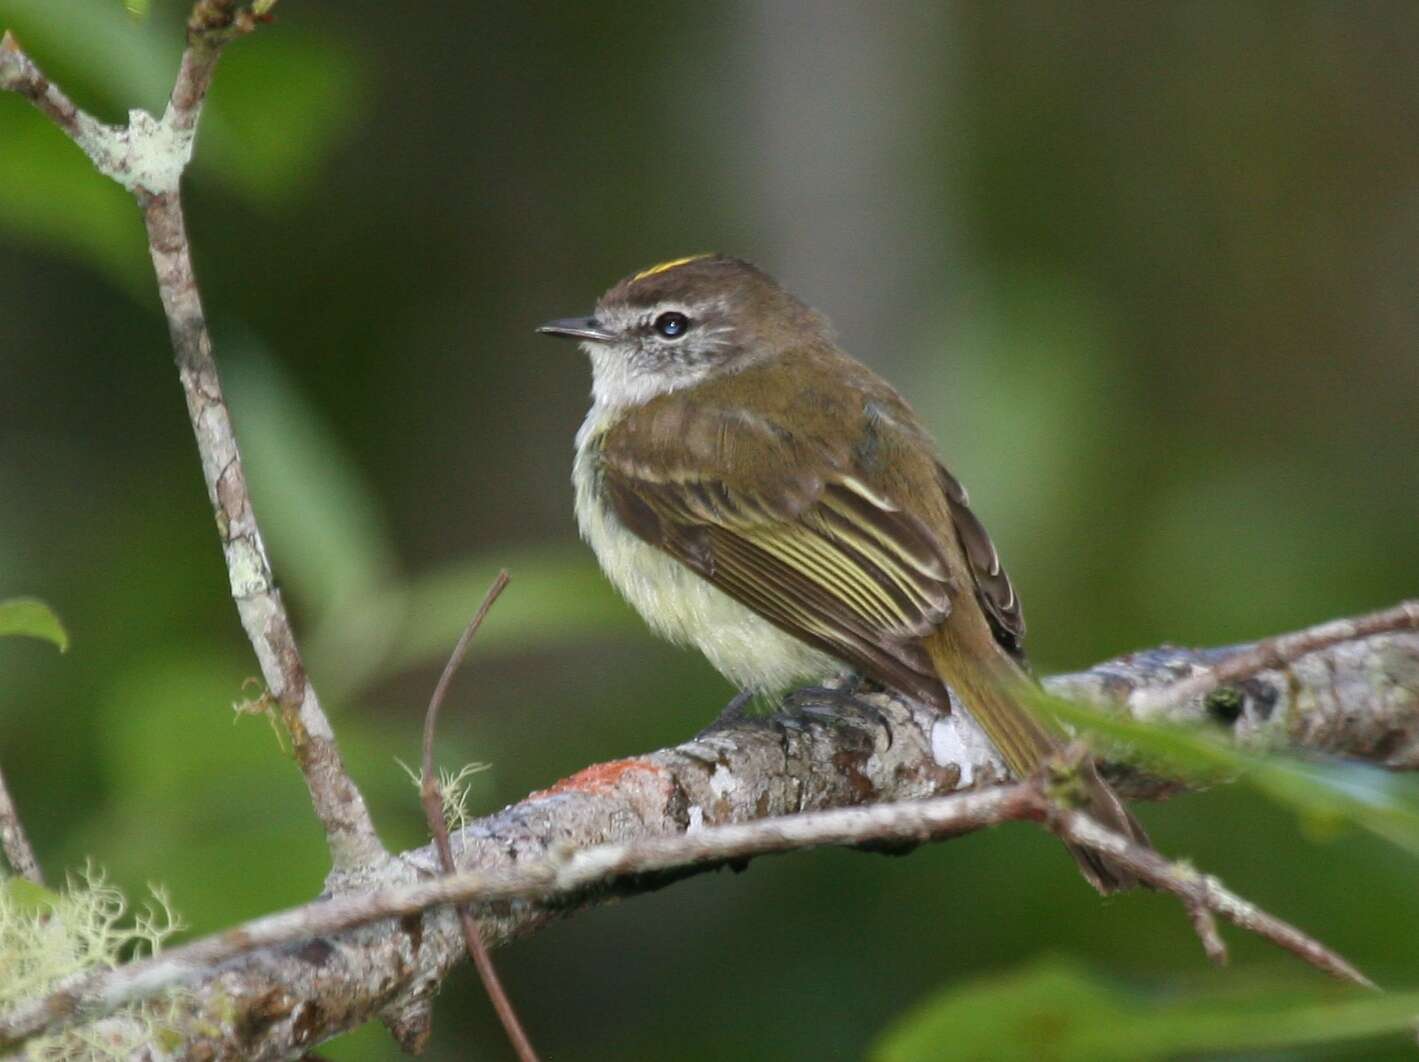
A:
232;678;287;752
1;864;186;1060
398;759;490;835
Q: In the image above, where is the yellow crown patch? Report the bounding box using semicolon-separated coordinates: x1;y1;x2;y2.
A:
631;254;711;282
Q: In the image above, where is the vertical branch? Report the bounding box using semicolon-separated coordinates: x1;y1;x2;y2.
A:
0;762;43;885
140;187;385;871
1;7;386;873
132;7;385;872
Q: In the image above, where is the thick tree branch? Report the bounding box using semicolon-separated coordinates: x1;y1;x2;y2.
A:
1126;599;1419;715
1;617;1414;1057
0;11;386;873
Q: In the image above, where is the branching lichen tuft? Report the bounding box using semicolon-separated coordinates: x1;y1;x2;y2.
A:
399;759;491;836
1;863;186;1059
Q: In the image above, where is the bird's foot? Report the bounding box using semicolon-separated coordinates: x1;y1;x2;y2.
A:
781;676;892;743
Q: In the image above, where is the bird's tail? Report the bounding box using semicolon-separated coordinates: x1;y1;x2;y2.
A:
926;626;1149;894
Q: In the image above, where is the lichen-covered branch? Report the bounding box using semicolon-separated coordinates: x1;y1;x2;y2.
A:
3;620;1415;1058
1125;599;1419;716
0;760;43;885
0;8;386;873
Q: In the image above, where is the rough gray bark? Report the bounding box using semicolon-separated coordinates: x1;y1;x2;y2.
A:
34;626;1415;1060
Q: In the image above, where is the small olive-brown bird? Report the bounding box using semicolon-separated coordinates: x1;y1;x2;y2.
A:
539;254;1146;892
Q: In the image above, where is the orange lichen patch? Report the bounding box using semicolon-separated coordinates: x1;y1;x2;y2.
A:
532;757;667;799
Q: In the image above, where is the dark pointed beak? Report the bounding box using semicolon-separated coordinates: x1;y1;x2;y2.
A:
536;316;616;342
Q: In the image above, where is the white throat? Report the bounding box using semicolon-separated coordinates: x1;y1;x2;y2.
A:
583;340;717;412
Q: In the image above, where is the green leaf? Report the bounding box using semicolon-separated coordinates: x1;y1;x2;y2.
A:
308;546;639;703
387;549;638;672
1;876;61;915
875;958;1419;1062
199;30;363;205
1;0;180;121
224;343;398;619
1036;690;1419;857
223;342;638;703
0;112;153;298
0;597;69;652
0;6;359;292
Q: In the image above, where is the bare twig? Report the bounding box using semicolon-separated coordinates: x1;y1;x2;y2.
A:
1129;599;1419;715
0;32;119;158
0;10;385;872
1184;901;1228;967
1046;803;1375;988
0;760;43;885
416;571;538;1062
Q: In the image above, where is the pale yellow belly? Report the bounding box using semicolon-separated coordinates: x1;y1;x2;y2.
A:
573;433;841;693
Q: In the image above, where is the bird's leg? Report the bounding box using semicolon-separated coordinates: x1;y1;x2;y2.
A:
696;688;757;737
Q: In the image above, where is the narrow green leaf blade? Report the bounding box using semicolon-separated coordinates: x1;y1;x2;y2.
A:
1036;690;1419;856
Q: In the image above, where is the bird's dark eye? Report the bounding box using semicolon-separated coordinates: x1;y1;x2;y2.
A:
654;311;690;339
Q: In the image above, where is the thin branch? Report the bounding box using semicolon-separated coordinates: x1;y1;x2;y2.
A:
0;760;43;885
416;571;538;1062
0;31;119;158
1184;901;1228;967
0;8;386;872
1128;599;1419;715
1045;804;1375;989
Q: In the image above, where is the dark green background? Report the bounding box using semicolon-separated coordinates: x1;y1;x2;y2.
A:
2;2;1418;1058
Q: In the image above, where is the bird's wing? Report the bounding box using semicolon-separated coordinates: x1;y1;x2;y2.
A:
936;463;1026;659
595;399;955;701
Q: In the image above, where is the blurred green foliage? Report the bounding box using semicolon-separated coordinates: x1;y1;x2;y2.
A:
2;3;1418;1059
877;958;1419;1062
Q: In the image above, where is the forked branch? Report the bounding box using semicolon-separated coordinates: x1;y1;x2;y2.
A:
1;3;385;873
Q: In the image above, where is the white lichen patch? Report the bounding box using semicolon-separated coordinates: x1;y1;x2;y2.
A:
113;108;194;194
686;805;705;833
225;537;268;597
708;763;738;800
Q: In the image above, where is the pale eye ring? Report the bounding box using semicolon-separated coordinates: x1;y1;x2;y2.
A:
653;311;690;339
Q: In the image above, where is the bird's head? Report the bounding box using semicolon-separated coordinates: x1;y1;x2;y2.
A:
538;254;830;408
